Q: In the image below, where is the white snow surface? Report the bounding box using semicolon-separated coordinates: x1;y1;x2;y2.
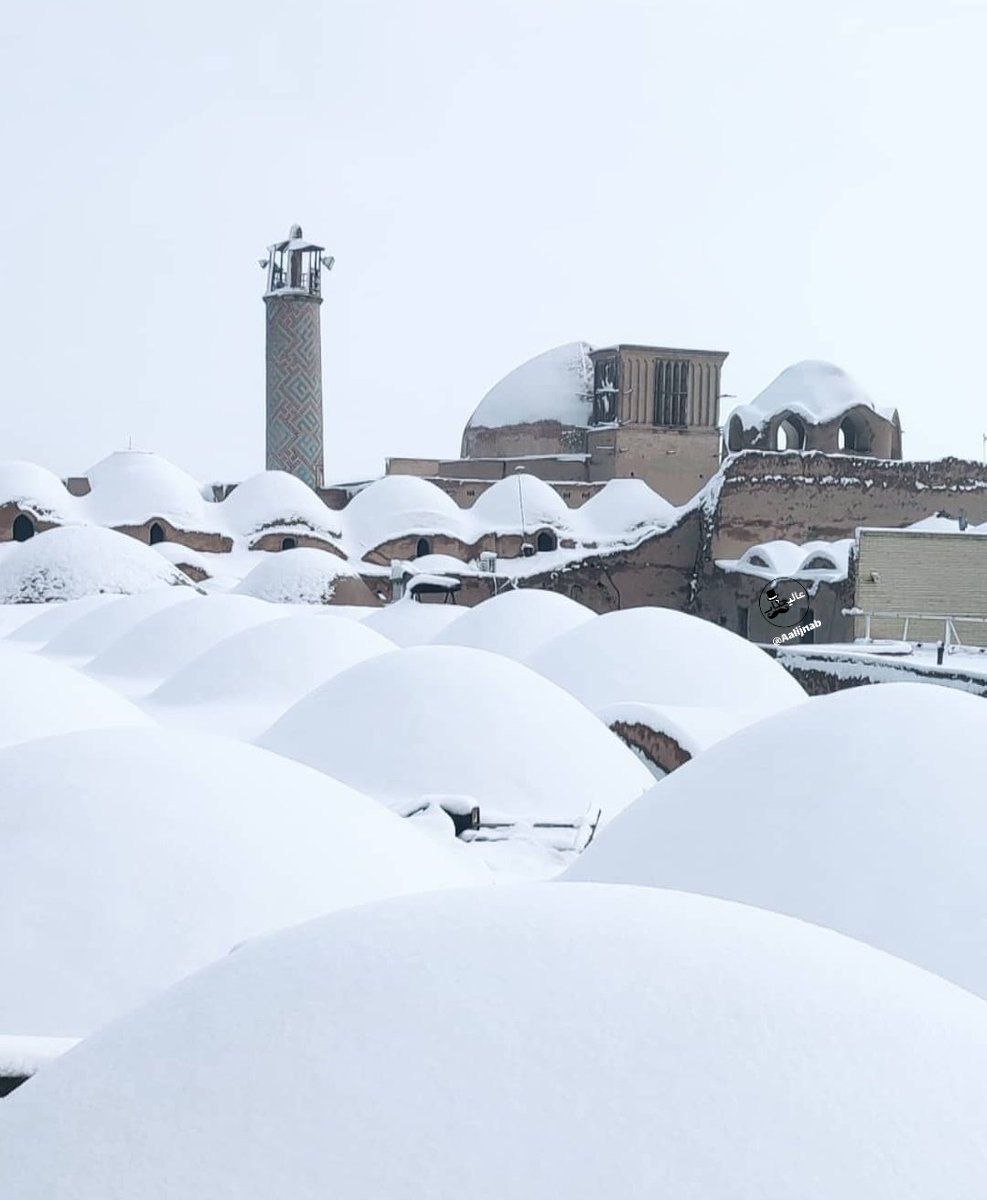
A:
0;525;190;603
433;588;595;660
234;547;361;604
0;727;486;1038
575;477;677;531
40;587;197;663
0;1035;78;1079
218;470;342;539
86;593;287;695
3;884;987;1199
464;341;595;430
5;593;125;646
146;614;396;738
0;461;75;520
717;536;853;579
341;474;468;552
82;451;219;531
728;359;896;431
527;607;806;723
360;597;464;646
469;473;571;531
0;643;149;748
259;645;653;824
567;682;987;999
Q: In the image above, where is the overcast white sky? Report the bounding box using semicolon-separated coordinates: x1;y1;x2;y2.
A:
2;0;985;483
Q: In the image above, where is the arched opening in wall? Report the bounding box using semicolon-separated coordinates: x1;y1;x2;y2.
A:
727;415;744;452
12;514;34;542
746;553;771;569
536;529;557;553
775;415;806;451
281;536;298;551
802;555;837;571
149;522;165;545
415;537;432;558
838;413;871;453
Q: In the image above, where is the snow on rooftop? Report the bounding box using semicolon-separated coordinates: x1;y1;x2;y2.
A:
86;593;287;695
146;614;397;739
218;471;341;539
234;547;375;606
342;475;467;551
728;360;896;432
359;597;464;646
40;587;197;664
573;477;677;534
718;537;853;579
567;682;987;999
0;727;486;1039
259;644;652;825
0;642;149;749
527;607;805;724
5;593;125;647
4;885;987;1198
433;588;595;660
0;525;191;603
469;472;571;531
0;460;75;520
464;341;595;431
81;451;217;531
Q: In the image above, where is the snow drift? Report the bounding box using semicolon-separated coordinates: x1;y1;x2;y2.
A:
433;588;594;660
2;885;987;1199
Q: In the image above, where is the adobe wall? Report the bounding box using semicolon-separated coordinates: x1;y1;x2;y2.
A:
609;720;691;775
695;566;855;644
111;519;233;554
711;451;987;559
611;426;721;505
462;419;588;459
249;531;346;557
0;503;60;541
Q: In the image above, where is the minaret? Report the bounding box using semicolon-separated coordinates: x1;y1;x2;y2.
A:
260;224;334;488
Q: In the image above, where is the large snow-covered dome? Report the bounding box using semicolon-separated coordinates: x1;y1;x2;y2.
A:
463;341;595;434
81;451;214;530
259;644;652;824
0;525;191;603
567;683;987;999
0;727;486;1037
0;642;149;748
218;471;341;539
147;613;396;738
3;885;987;1199
341;475;467;555
37;588;195;663
526;607;806;757
433;588;594;660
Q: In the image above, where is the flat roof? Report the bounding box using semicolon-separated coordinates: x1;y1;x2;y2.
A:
592;344;729;359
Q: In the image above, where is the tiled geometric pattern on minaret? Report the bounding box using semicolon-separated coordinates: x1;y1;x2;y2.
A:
265;294;325;489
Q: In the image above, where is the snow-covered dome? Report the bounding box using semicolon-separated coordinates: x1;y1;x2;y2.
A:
433;589;594;660
87;593;285;694
528;607;805;718
5;594;125;648
573;478;677;535
0;727;486;1037
730;538;852;577
259;644;652;824
734;360;891;427
81;451;215;530
469;473;572;532
146;614;396;738
341;475;467;554
0;460;75;520
235;548;376;606
0;642;149;749
464;342;594;432
219;471;341;539
359;597;464;646
0;525;191;604
567;683;987;999
4;885;987;1199
40;587;197;664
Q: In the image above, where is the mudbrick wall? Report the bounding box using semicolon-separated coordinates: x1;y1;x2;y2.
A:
711;451;987;559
